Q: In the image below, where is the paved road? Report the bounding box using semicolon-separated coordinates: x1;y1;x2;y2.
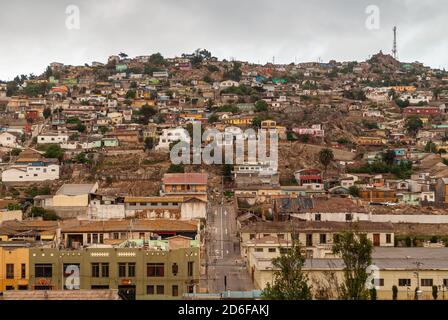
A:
203;202;254;293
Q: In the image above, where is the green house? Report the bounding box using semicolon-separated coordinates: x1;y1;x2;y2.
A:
102;138;119;147
116;64;128;72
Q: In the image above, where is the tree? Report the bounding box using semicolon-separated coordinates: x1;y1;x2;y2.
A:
74;123;86;133
7;203;21;211
424;141;437;153
43;107;52;119
255;100;269;112
167;164;185;173
208;113;219;124
348;185;360;197
395;98;410;108
222;164;233;182
332;227;373;300
382;149;396;166
148;53;166;66
405;116;423;137
432;285;438;300
44;144;64;161
369;287;377;300
30;207;60;221
262;240;312;300
125;89;136;99
139;104;157;125
318;148;334;175
99;126;109;135
118;52;128;59
10;148;22;156
144;137;155;151
392;285;398;300
73;152;88;164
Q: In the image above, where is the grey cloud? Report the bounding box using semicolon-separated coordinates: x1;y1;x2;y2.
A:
0;0;447;79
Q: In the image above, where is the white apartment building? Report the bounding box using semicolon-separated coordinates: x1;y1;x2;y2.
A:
1;163;60;182
155;128;191;151
37;133;69;144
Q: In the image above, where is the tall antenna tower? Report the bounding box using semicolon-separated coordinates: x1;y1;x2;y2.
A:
392;26;398;59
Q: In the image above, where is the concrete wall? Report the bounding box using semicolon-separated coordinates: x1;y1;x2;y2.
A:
292;212;448;224
0;210;22;223
52;194;89;207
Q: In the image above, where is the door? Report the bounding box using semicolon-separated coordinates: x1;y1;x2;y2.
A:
373;234;380;246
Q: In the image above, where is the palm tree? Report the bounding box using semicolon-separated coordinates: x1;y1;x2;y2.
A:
319;148;334;175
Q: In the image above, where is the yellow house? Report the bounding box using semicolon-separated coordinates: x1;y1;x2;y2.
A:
0;246;29;291
224;116;254;126
357;136;385;146
391;86;416;92
52;183;99;207
249;247;448;300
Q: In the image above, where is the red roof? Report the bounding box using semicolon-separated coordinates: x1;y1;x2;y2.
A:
163;173;208;185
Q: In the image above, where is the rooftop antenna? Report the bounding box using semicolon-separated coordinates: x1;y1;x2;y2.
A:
272;56;275;65
392;26;398;60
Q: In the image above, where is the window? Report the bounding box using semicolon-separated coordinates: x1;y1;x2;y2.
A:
101;263;109;277
35;264;52;278
147;285;155;295
113;232;120;240
306;234;313;246
6;264;14;279
444;279;448;287
421;279;433;287
372;278;384;287
91;263;100;278
18;285;28;290
128;263;136;277
315;214;321;221
172;285;179;297
268;248;276;253
93;234;99;244
147;263;164;277
255;248;263;252
172;263;179;276
118;263;126;277
319;234;327;244
398;279;411;287
187;285;194;294
345;214;353;221
277;234;285;240
386;234;392;244
156;285;165;295
188;261;194;277
21;264;26;279
249;234;256;240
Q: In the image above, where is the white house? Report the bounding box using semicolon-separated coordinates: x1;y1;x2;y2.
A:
219;80;239;90
155;128;191;151
0;132;19;148
1;163;60;182
37;133;69;144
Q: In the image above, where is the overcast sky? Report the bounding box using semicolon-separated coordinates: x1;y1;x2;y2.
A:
0;0;447;80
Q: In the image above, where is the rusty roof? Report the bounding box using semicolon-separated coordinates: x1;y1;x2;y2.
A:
61;219;198;233
163;173;208;185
